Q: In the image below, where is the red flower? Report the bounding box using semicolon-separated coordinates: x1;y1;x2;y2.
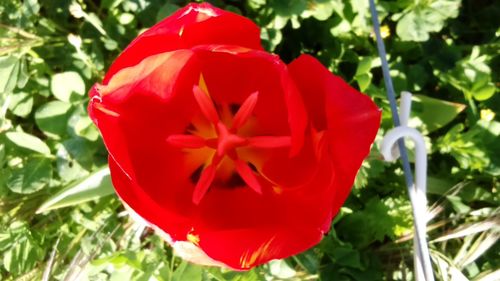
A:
88;3;380;270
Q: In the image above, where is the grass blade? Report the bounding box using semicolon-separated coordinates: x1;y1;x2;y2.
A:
36;166;114;213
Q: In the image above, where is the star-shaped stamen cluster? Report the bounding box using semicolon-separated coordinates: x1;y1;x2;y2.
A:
167;82;291;204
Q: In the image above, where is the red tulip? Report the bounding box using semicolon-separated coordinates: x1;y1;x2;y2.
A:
88;3;381;270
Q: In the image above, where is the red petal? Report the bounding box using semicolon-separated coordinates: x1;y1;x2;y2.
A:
231;91;259;130
193;85;220;124
89;50;198;184
288;54;381;215
88;85;136;182
192;46;287;130
90;50;205;228
192;46;300;141
103;3;262;83
99;49;196;102
166;134;206;149
279;70;308;156
258;134;319;189
234;160;262;194
192;165;217;205
109;156;191;240
246;136;291;148
197;226;323;270
192;153;336;269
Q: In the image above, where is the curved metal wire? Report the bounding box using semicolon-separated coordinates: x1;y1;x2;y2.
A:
368;1;435;280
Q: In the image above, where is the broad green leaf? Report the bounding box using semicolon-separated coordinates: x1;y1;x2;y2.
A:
329;245;363;269
355;57;376;91
271;0;307;17
301;1;334;21
68;106;100;141
50;71;85;102
355;57;374;76
473;83;496;101
74;115;99;141
396;0;461;41
118;13;135;25
261;28;283;51
7;157;52;194
0;55;20;93
172;260;202;281
337;198;396;247
440;46;493;103
2;231;44;275
34;100;72;138
355;73;371;92
56;142;90;183
59;137;96;171
5;131;51;155
8;91;33;117
84;13;107;36
446;195;471;214
36;166;114;213
16;57;29;88
293;249;319;274
156;3;180;22
0;143;5;165
409;95;466;134
427;176;454;195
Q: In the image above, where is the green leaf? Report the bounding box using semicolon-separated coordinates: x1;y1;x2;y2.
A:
172;260;202;281
473;83;496;101
7;157;52;194
50;71;85;102
34;100;72;138
427;176;454;195
410;94;466;134
73;115;99;141
329;245;363;269
16;57;29;89
396;0;461;42
85;13;107;36
2;230;44;275
156;3;180;22
118;13;135;25
271;0;307;17
0;143;5;165
301;1;334;21
337;198;396;247
293;249;319;274
5;131;51;155
8;91;33;117
0;55;20;93
355;57;374;76
446;195;471;214
36;166;114;213
261;27;283;51
355;73;371;92
55;142;90;183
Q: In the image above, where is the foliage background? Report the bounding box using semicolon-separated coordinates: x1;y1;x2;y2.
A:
0;0;498;280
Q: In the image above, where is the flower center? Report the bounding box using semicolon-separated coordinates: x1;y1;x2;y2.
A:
166;77;291;204
213;121;246;156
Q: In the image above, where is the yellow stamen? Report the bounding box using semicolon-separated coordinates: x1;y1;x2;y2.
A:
199;74;209;95
187;232;200;246
239;236;276;269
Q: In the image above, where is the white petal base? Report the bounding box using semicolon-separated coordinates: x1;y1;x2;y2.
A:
123;204;231;269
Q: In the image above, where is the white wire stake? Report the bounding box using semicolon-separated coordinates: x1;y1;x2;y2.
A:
380;92;434;281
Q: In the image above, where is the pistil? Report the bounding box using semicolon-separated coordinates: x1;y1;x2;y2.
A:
166;80;293;204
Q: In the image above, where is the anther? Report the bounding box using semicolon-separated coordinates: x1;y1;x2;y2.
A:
231;91;259;130
166;134;206;148
193;85;219;124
